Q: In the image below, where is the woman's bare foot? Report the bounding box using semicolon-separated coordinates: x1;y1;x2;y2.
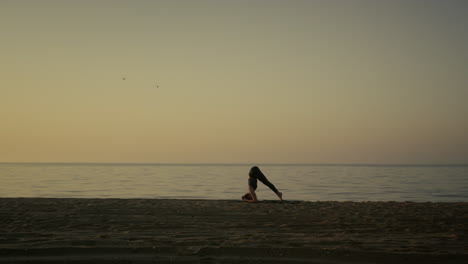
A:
277;191;283;201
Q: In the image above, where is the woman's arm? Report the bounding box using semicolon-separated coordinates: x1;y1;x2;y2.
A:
248;186;258;202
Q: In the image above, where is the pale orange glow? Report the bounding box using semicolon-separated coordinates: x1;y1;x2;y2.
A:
1;0;467;164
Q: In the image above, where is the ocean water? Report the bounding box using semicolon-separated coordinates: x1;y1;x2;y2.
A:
0;163;467;202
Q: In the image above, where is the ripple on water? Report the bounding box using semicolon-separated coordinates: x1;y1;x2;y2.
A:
1;164;467;201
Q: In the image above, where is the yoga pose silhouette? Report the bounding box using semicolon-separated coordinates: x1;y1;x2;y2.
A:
242;166;283;202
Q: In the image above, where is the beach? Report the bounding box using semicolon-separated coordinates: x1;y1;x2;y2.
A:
0;198;467;263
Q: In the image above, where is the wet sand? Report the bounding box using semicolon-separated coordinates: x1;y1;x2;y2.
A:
0;198;467;263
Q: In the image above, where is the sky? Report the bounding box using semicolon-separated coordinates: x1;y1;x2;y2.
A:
1;0;467;164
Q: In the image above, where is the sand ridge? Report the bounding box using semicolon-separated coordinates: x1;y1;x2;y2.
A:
0;198;467;263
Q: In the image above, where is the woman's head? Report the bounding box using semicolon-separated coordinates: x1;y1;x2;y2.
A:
242;193;252;201
249;166;262;178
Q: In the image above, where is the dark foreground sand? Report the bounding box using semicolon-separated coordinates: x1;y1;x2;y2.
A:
0;198;467;263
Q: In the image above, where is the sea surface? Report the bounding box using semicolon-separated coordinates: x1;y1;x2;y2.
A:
1;163;467;202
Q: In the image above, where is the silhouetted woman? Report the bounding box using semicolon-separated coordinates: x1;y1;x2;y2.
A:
242;166;283;202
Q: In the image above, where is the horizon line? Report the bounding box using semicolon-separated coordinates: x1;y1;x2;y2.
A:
1;162;467;167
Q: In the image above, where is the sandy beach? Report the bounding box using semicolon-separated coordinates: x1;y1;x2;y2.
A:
0;198;467;263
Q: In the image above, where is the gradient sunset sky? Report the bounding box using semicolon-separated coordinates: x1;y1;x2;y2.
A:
1;0;467;164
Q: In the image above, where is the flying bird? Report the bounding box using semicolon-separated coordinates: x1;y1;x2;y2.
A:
122;77;126;80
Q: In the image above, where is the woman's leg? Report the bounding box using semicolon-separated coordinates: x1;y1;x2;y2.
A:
252;167;283;201
257;174;279;193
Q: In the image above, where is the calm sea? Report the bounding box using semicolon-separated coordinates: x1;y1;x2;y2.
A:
1;163;467;202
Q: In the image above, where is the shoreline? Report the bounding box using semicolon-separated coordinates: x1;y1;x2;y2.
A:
1;198;467;263
2;162;468;166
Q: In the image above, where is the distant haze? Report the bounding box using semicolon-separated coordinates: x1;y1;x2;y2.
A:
1;0;467;164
